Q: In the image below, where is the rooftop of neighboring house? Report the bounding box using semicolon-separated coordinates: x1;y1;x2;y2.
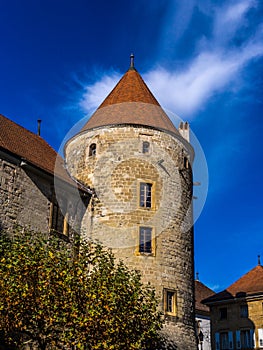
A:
195;278;215;315
203;262;263;305
0;113;73;185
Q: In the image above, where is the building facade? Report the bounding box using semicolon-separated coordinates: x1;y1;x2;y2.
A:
0;114;88;238
65;57;197;349
195;278;215;350
203;263;263;350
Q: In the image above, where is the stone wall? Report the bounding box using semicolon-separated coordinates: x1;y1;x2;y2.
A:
0;150;87;237
0;151;52;233
65;125;197;349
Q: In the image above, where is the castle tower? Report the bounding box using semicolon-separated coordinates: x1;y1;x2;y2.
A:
64;57;196;349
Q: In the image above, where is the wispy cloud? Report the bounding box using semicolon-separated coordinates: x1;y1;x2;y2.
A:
79;0;263;120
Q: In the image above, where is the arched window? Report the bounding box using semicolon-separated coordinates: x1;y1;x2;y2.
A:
142;141;150;154
89;143;96;157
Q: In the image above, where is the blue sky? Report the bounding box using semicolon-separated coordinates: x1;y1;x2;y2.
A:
1;0;263;292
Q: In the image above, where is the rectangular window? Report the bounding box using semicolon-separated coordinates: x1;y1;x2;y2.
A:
220;332;229;350
215;332;220;350
139;182;152;208
240;329;252;349
142;141;150;154
228;331;233;349
139;227;152;253
240;304;248;318
164;289;177;315
50;201;68;235
219;307;227;320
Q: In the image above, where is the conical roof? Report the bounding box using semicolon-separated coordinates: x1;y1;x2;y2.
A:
81;57;178;135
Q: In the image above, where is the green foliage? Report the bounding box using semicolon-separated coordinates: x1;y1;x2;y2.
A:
0;229;163;349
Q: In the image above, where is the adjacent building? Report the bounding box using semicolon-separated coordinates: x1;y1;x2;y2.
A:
195;277;215;350
203;261;263;350
0;114;88;237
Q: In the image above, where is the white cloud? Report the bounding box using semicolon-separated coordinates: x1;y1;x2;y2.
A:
80;72;121;113
79;0;263;120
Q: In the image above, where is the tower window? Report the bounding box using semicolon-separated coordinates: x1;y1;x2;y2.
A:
89;143;96;157
139;227;152;253
184;157;189;169
139;182;152;208
164;289;177;315
142;141;150;154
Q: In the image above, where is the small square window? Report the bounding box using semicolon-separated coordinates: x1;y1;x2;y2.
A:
139;227;152;253
139;182;152;208
164;289;177;315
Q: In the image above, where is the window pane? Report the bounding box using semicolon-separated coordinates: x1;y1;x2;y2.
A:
220;332;228;350
139;227;152;253
142;141;150;153
241;330;251;349
89;143;96;156
240;305;248;318
167;292;174;313
140;183;152;208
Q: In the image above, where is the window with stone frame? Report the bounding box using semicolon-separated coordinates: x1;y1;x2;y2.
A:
164;289;177;316
139;226;152;253
50;201;68;235
139;182;153;208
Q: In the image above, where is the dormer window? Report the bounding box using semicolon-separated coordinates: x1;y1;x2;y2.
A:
142;141;150;154
89;143;96;157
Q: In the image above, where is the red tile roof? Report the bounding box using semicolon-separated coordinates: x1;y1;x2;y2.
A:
81;67;179;135
203;265;263;304
0;114;70;183
228;265;263;295
195;280;215;313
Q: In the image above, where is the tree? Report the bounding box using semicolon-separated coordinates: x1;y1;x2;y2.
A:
0;228;163;349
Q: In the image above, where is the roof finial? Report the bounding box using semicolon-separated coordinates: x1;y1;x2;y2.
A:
130;53;135;69
196;272;199;281
37;119;42;136
258;255;261;265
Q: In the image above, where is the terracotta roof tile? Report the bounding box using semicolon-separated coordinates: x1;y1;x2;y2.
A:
81;67;179;135
195;280;215;313
0;114;70;183
203;265;263;304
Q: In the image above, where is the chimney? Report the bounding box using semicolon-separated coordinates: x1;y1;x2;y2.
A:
178;121;190;142
37;119;42;136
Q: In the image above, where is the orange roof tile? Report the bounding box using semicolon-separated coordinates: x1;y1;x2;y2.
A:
0;114;70;183
195;280;215;313
203;265;263;304
81;66;179;135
